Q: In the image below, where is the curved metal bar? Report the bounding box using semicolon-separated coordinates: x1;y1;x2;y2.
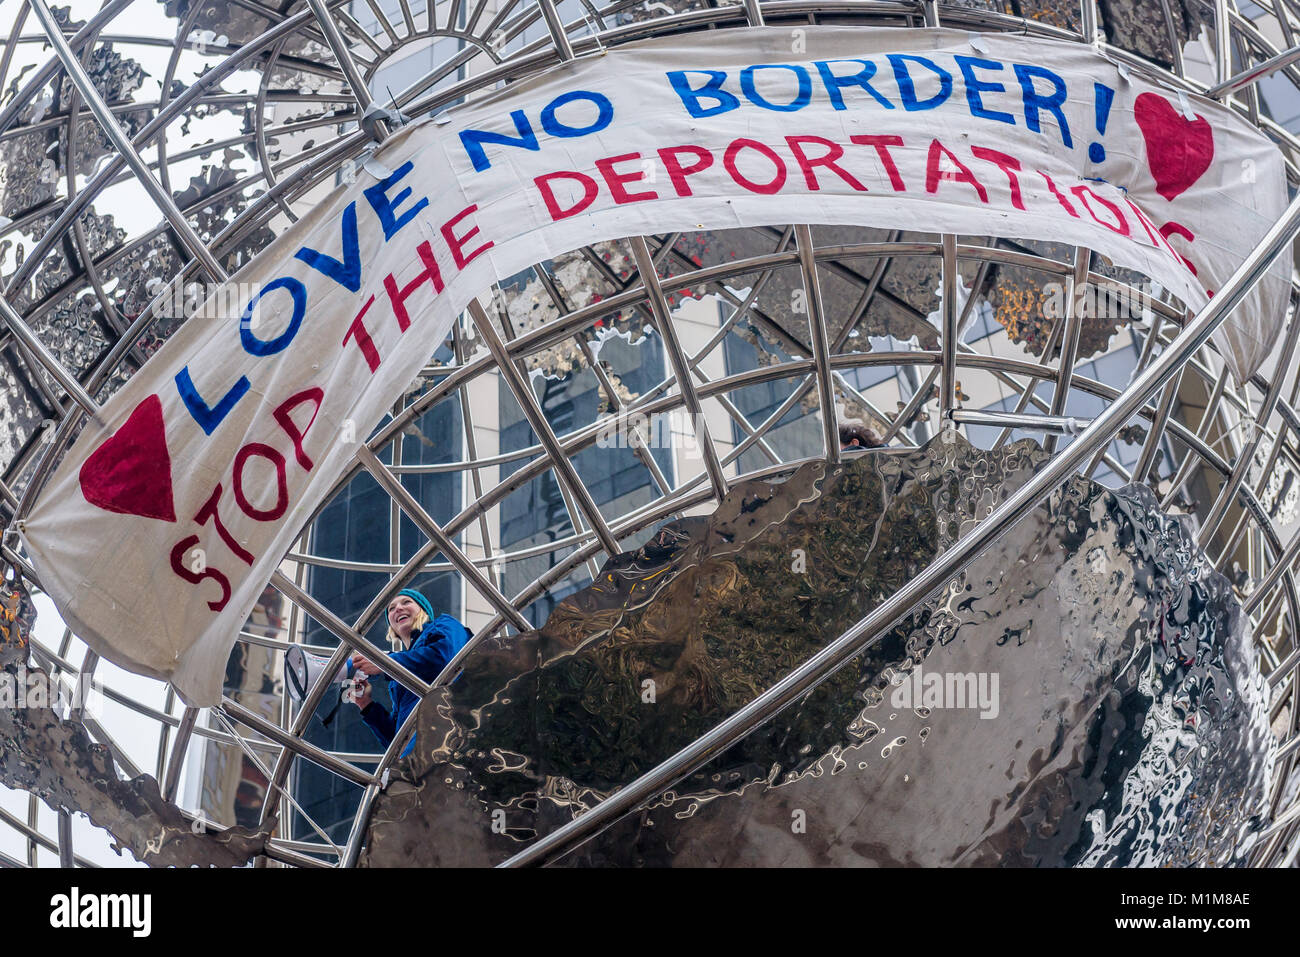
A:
0;0;133;137
538;0;577;60
0;296;98;416
1043;248;1092;455
1197;309;1300;547
629;236;731;499
2;2;323;298
306;0;389;140
794;224;841;462
161;707;200;802
1208;39;1300;98
356;445;531;632
25;0;226;281
467;297;620;554
0;805;98;869
219;697;374;788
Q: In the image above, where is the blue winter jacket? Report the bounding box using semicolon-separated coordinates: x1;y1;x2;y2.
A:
353;613;471;757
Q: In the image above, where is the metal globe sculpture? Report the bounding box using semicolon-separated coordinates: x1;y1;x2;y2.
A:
0;0;1298;868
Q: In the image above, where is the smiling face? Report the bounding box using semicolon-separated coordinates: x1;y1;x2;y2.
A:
387;595;422;643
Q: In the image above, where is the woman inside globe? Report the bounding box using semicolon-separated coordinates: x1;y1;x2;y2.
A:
347;587;472;757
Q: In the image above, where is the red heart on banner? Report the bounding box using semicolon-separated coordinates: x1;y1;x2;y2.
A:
79;394;176;522
1134;92;1214;202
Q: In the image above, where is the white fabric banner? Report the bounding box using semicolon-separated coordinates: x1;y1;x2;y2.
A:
20;26;1292;705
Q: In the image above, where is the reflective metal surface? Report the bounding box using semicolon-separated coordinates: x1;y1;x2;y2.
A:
362;436;1272;866
1;0;1299;867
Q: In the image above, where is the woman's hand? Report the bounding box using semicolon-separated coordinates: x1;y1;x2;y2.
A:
350;653;381;677
349;676;372;710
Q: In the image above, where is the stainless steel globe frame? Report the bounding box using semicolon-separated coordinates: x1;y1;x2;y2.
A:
1;0;1299;868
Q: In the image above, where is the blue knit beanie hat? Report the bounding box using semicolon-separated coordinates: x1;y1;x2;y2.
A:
396;588;434;621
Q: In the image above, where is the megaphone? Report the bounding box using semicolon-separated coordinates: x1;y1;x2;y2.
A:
284;646;349;704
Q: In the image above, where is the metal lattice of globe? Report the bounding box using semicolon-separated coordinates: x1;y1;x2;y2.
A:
0;0;1299;868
